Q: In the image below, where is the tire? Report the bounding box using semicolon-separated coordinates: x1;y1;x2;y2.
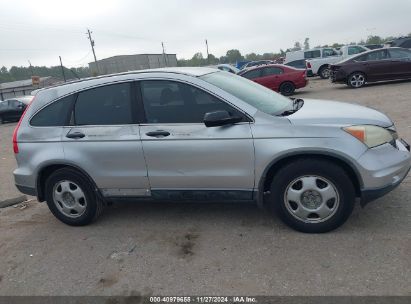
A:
279;82;295;96
45;168;104;226
267;159;355;233
318;66;331;79
347;72;366;88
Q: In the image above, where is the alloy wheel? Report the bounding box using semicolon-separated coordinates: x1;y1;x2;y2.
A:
284;175;340;223
349;74;365;88
53;180;87;218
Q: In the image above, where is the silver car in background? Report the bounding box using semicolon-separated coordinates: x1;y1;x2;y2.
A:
13;68;410;233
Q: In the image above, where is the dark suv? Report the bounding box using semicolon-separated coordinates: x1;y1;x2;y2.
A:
0;96;32;124
387;37;411;49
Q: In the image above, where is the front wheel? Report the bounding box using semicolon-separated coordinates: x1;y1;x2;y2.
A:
45;168;104;226
267;159;355;233
348;72;366;88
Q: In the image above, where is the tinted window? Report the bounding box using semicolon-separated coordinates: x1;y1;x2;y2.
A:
401;40;411;48
366;50;388;61
389;49;411;59
31;95;75;126
242;69;261;79
140;80;242;124
74;83;132;125
0;102;7;110
286;60;306;68
348;46;366;55
261;67;283;76
304;50;321;59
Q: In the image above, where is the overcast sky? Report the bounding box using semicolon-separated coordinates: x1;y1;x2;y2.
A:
1;0;410;68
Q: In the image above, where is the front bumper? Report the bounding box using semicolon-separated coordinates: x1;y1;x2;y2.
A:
359;139;410;206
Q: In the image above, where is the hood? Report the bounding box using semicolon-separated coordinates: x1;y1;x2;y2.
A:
287;99;392;127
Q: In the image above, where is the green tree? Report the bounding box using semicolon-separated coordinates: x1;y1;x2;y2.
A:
245;53;259;61
225;49;243;63
293;41;302;51
304;38;310;50
366;35;383;44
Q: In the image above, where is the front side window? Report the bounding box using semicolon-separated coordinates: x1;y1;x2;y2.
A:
140;80;243;124
242;69;262;79
389;49;411;59
74;83;132;125
323;49;338;57
262;67;283;76
366;50;388;61
304;50;321;59
31;95;75;126
200;71;291;116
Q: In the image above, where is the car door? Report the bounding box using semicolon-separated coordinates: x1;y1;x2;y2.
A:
4;100;17;120
62;82;150;198
388;48;411;79
260;67;284;91
138;79;255;201
363;49;392;81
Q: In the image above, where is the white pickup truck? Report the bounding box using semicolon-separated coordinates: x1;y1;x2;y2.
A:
306;45;369;79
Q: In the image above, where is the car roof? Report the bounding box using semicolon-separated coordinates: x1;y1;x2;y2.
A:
239;63;290;73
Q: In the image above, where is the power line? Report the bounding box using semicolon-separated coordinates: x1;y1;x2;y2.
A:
87;29;100;74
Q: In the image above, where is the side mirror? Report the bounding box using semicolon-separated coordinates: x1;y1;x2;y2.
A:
203;110;242;127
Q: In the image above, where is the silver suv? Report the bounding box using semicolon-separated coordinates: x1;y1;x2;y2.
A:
13;68;410;233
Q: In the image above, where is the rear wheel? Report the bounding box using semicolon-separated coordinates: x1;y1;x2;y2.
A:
267;159;355;233
348;72;366;88
319;66;331;79
279;82;295;96
45;168;104;226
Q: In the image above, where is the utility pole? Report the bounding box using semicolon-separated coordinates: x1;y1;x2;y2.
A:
161;42;168;67
28;60;34;76
87;28;99;74
59;56;66;82
205;39;210;65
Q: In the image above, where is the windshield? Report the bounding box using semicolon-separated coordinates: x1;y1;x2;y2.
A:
200;71;291;115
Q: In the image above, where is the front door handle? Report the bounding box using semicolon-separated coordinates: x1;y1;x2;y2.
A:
146;130;170;137
66;131;85;139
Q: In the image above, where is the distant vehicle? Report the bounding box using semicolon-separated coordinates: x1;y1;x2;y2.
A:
364;44;383;50
238;64;307;95
306;45;369;79
241;60;275;69
284;48;338;64
385;37;411;49
330;47;411;88
0;96;33;124
285;59;307;70
216;64;240;74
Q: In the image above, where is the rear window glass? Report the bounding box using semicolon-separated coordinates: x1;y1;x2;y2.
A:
31;95;75;126
304;50;321;59
74;83;132;125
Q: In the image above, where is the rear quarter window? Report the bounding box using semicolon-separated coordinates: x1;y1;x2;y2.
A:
30;95;76;127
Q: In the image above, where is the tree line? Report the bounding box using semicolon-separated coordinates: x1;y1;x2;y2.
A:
1;33;409;83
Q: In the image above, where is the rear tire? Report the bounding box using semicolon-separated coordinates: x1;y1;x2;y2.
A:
45;168;104;226
279;82;295;96
347;72;366;88
267;159;355;233
319;66;331;79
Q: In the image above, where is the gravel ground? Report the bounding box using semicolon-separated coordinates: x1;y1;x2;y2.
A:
0;78;410;296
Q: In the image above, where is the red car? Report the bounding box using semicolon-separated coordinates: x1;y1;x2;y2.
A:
238;64;308;95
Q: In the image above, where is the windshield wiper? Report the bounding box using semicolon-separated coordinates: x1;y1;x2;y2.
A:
279;98;304;116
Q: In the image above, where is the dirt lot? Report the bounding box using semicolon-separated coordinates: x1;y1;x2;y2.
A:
0;78;410;296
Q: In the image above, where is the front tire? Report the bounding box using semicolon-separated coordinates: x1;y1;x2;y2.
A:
267;159;355;233
348;72;366;88
319;66;331;79
279;82;295;96
45;168;104;226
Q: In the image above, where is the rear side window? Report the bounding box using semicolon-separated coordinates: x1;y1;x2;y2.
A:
31;95;75;126
74;83;132;125
366;50;388;61
304;50;321;59
261;67;283;76
389;49;411;59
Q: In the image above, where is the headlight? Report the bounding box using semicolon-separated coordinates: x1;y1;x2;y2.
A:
343;125;396;148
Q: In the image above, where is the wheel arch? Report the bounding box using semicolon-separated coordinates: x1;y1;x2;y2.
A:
257;151;363;208
36;163;101;202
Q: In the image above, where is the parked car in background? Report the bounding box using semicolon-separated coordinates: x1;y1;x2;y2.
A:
330;47;411;88
216;64;240;74
364;44;383;50
284;47;338;65
306;45;369;79
242;60;274;69
238;64;307;95
385;37;411;49
13;68;410;233
285;59;307;70
0;96;33;124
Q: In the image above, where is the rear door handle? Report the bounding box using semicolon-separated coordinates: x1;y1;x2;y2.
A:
66;131;85;139
146;130;170;137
